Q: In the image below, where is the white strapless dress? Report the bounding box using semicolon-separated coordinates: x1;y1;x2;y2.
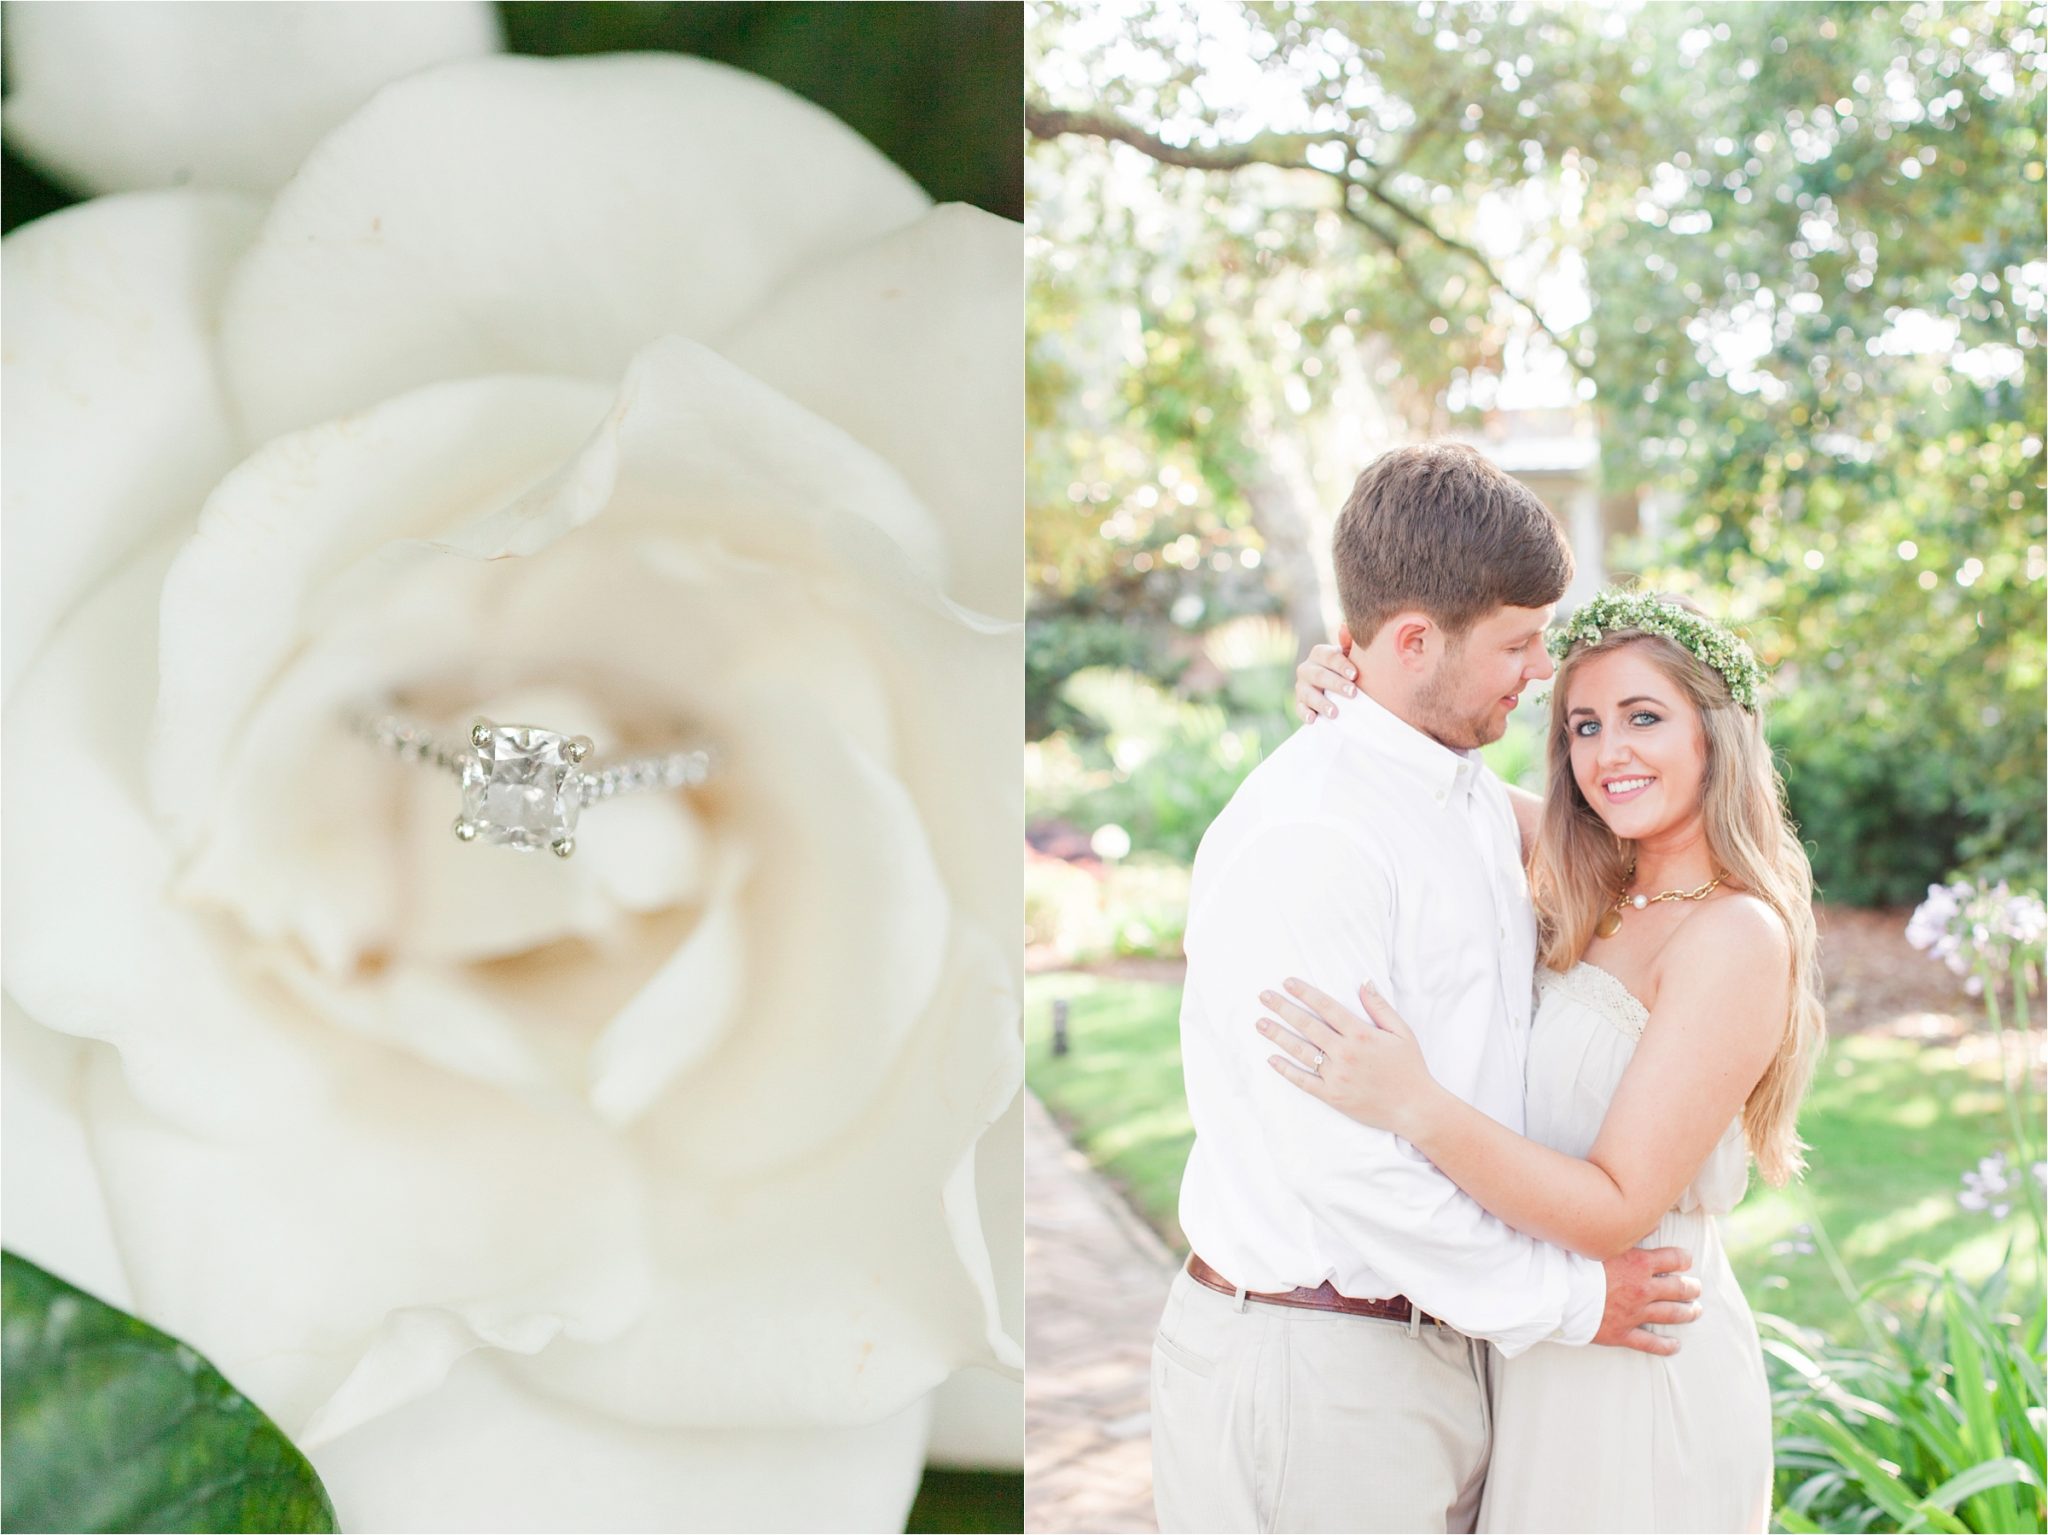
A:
1478;963;1773;1533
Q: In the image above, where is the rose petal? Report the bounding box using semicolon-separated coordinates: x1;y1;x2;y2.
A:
927;1368;1026;1469
80;1018;651;1443
218;54;929;442
0;999;133;1312
925;1087;1026;1469
310;1353;931;1535
256;952;556;1097
2;531;329;1133
584;850;748;1126
1;1;501;196
537;334;950;591
725;203;1024;620
509;926;1022;1427
1;190;263;698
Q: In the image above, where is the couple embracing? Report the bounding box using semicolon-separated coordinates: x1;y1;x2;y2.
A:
1151;443;1823;1533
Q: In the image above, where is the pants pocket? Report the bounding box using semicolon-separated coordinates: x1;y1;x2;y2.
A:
1153;1324;1216;1378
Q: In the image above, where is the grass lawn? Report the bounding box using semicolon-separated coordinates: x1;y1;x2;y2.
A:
1025;972;2043;1340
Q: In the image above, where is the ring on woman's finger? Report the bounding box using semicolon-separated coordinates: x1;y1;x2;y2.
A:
1310;1046;1326;1072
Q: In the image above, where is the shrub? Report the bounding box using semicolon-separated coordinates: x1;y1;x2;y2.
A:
1763;1258;2045;1534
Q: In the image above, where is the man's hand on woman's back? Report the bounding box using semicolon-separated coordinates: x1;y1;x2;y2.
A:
1593;1246;1704;1356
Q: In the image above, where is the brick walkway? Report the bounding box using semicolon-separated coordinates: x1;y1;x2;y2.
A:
1024;1092;1178;1534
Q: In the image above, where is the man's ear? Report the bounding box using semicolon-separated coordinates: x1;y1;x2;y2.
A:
1336;624;1354;655
1387;612;1436;669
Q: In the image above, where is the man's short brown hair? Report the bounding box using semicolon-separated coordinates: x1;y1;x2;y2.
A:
1332;443;1573;644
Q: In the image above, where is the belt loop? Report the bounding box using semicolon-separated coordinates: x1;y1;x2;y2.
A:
1233;1285;1249;1314
1405;1307;1421;1339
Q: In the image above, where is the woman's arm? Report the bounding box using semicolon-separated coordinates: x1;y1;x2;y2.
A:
1259;899;1790;1259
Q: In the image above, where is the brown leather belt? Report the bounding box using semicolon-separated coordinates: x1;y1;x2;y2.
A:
1187;1254;1442;1327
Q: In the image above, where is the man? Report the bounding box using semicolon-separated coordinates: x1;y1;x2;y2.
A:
1150;443;1703;1533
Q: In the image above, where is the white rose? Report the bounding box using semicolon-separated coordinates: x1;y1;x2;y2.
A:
2;46;1022;1534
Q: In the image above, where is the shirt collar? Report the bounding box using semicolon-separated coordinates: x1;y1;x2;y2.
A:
1327;685;1486;802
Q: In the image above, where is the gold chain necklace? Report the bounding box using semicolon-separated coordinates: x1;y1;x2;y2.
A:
1594;859;1727;938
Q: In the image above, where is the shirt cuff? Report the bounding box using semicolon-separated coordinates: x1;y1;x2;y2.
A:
1553;1251;1605;1347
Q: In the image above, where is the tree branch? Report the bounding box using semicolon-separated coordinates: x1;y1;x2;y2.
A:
1025;103;1353;173
1353;179;1571;354
1029;98;1577;363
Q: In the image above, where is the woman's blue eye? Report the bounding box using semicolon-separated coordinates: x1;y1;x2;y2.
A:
1573;720;1600;737
1631;711;1661;727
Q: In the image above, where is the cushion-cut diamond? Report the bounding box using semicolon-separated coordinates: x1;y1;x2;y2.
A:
460;726;582;852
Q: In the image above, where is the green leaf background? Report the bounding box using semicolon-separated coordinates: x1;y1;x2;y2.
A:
2;1252;337;1534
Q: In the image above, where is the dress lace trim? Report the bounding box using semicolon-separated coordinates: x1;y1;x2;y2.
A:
1539;962;1651;1042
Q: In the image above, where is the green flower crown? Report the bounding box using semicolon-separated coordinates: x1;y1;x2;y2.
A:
1545;590;1766;710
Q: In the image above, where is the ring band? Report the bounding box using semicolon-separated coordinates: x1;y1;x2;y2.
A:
1310;1046;1326;1072
347;706;714;859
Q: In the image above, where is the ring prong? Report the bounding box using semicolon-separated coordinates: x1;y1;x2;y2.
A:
453;817;478;842
470;718;493;750
568;735;594;764
551;836;575;859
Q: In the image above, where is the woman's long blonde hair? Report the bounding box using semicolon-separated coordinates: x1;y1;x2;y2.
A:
1529;605;1824;1185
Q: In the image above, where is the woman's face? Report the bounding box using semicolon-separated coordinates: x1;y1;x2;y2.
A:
1563;643;1709;842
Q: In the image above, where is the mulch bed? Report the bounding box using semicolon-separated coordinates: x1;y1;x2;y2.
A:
1813;905;1977;1037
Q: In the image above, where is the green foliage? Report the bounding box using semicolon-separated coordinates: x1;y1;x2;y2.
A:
905;1470;1023;1534
1763;1260;2045;1534
1036;665;1290;866
1;1251;337;1534
1770;691;1980;906
1027;610;1184;740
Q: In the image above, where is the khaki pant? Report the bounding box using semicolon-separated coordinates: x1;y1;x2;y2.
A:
1150;1265;1493;1534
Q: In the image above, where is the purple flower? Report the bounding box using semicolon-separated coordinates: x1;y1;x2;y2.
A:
1907;880;2047;980
1907;883;1963;951
1959;1151;2017;1220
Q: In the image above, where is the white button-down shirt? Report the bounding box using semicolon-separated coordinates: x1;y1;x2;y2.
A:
1176;687;1604;1357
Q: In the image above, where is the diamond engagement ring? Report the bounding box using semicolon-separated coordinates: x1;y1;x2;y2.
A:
347;706;715;859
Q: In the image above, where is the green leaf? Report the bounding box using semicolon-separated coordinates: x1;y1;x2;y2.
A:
2;1252;336;1534
1796;1411;1969;1533
1922;1455;2043;1513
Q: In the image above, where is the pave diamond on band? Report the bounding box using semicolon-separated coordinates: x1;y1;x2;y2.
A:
346;706;714;859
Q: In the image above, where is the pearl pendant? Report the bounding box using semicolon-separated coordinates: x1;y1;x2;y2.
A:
1631;894;1649;909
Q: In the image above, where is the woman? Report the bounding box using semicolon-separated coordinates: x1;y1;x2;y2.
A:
1265;589;1823;1532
